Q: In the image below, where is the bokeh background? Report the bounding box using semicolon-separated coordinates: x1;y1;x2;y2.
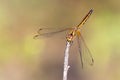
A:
0;0;120;80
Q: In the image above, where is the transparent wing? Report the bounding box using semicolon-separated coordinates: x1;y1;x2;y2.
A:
33;27;73;39
76;32;94;68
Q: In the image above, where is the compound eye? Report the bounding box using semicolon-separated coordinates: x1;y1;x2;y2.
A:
70;33;73;36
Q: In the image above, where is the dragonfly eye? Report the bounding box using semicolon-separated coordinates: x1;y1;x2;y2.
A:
70;32;74;36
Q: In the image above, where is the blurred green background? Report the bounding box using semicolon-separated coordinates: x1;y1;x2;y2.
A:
0;0;120;80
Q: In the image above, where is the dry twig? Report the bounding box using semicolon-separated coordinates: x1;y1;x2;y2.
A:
63;41;71;80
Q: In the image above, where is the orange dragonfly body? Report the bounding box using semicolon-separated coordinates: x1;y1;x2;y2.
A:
66;9;93;42
34;9;94;68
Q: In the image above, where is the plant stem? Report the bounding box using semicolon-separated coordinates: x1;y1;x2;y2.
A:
63;41;71;80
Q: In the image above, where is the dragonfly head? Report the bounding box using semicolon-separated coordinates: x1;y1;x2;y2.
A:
66;32;75;42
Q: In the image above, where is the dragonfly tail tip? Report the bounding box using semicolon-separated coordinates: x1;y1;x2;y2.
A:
90;9;94;13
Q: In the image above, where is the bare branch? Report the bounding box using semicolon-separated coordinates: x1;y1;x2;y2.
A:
63;41;71;80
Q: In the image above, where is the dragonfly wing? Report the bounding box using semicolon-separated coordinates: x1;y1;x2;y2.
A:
76;33;94;68
34;27;73;39
77;36;84;68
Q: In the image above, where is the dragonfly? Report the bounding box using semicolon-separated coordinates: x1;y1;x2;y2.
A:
34;9;94;68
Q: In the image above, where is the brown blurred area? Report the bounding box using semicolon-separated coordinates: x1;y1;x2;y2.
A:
0;0;120;80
